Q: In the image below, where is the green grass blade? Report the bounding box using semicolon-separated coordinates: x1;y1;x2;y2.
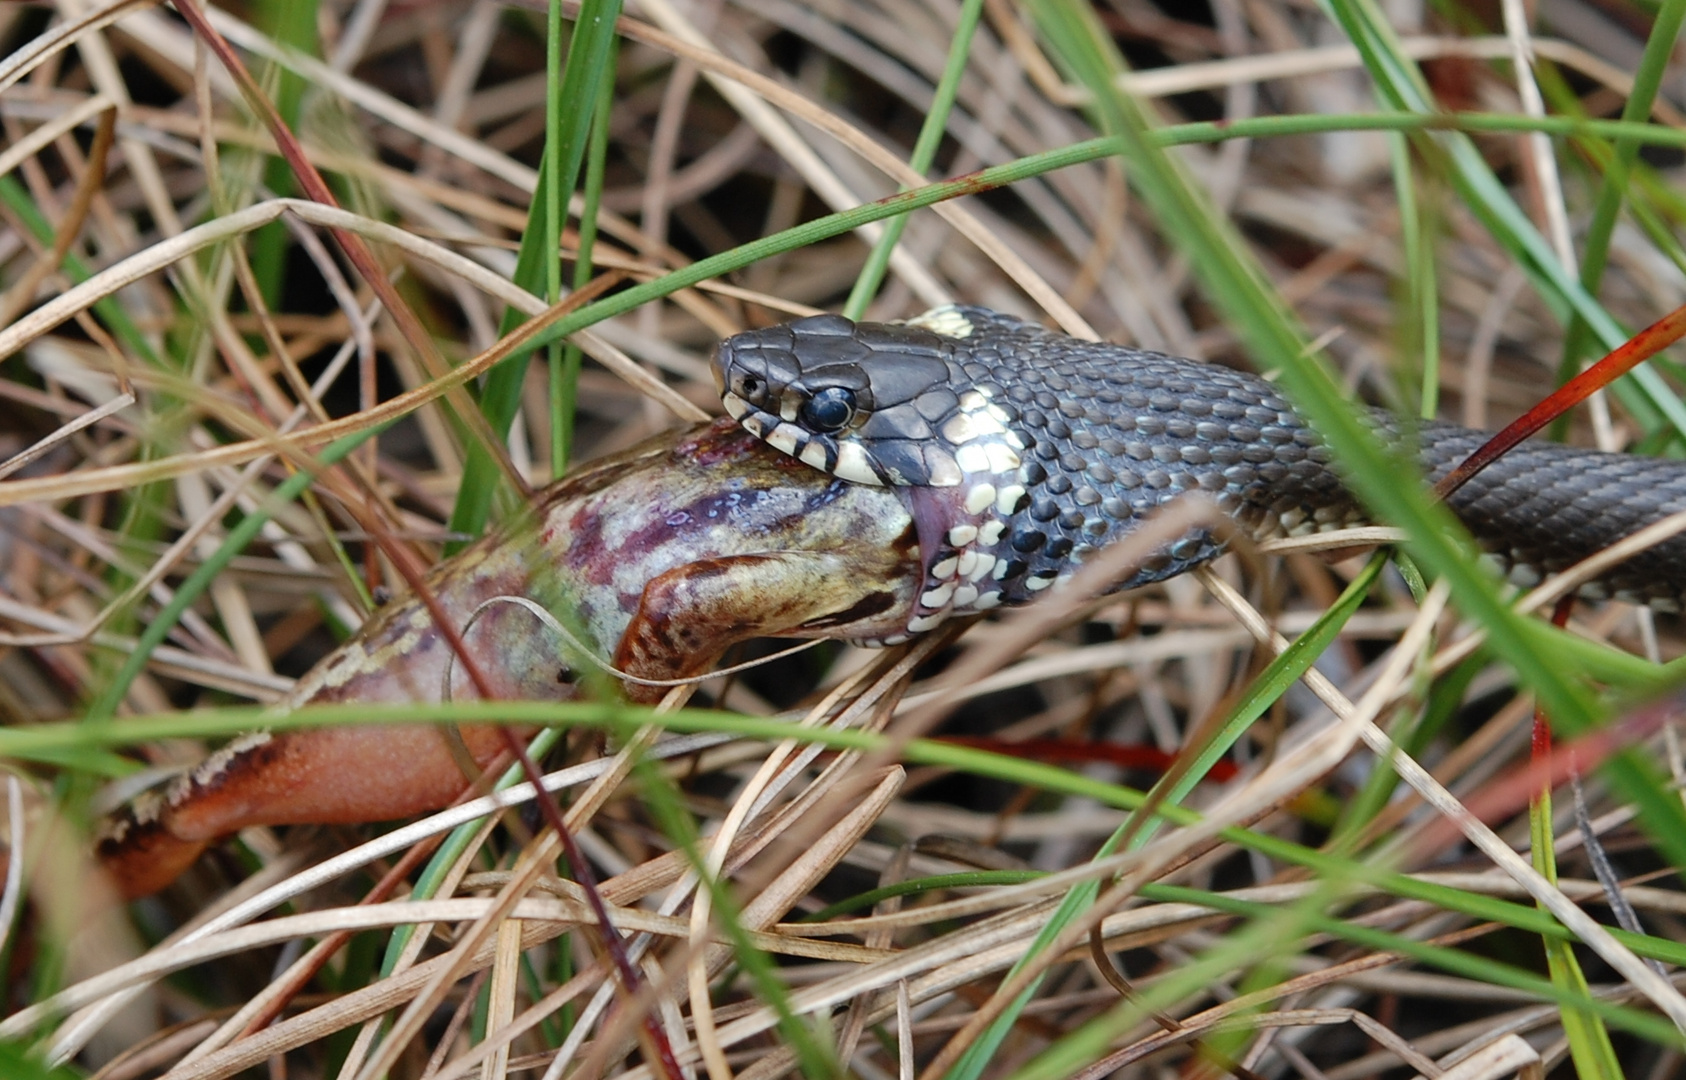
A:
1532;785;1625;1080
0;175;162;367
1390;132;1440;418
948;555;1378;1080
633;754;840;1079
447;0;624;551
249;0;319;308
1018;0;1686;882
1323;0;1686;437
1009;881;1681;1080
13;698;1686;970
554;32;618;475
1153;554;1386;814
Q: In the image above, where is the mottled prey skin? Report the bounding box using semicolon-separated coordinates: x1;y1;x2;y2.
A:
100;420;921;897
714;304;1686;637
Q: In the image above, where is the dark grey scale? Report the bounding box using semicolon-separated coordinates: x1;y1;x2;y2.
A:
1193;469;1226;493
1171;536;1211;562
858;406;935;442
1011;527;1047;552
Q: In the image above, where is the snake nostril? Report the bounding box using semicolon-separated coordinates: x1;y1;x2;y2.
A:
736;373;764;400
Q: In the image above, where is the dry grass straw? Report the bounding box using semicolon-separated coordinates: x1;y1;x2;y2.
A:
3;1;1686;1078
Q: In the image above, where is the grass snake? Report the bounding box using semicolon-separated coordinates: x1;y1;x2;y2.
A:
712;304;1686;638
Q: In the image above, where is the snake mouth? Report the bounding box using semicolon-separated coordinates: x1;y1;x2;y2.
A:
721;390;888;484
720;391;797;455
893;484;1022;635
722;390;890;486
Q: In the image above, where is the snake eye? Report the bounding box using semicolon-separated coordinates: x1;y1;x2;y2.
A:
800;387;856;432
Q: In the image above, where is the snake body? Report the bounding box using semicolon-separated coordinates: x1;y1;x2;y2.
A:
713;305;1686;638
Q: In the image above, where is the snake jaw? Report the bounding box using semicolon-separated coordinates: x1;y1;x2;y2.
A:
899;481;1027;635
830;439;886;486
722;388;889;486
720;390;755;430
720;391;807;461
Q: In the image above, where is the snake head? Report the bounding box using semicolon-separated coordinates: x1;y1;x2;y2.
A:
712;312;967;487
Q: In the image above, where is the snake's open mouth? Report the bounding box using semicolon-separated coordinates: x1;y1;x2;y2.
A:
720;388;885;483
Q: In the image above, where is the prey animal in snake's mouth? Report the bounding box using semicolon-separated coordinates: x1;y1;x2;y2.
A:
713;304;1686;637
95;421;924;897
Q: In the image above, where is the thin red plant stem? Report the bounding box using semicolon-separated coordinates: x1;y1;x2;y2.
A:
1432;314;1686;850
1528;595;1578;813
1435;302;1686;500
1411;684;1681;863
